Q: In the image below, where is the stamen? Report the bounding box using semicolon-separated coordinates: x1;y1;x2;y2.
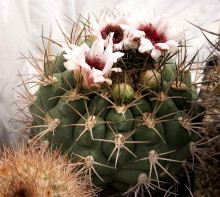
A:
86;57;105;71
101;24;124;44
139;24;167;45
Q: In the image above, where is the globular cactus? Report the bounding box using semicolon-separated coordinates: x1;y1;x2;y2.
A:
0;142;97;197
18;11;210;196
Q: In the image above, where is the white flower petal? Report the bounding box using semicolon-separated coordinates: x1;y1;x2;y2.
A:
151;48;162;60
131;29;145;40
80;43;90;54
91;39;104;58
105;78;112;85
94;75;106;83
141;38;153;46
166;28;184;42
155;43;169;50
102;58;113;76
90;68;105;83
132;9;150;27
81;68;89;86
113;43;124;51
112;51;124;63
63;53;75;61
80;61;91;70
152;15;169;35
104;32;114;48
111;68;122;72
63;45;84;61
138;38;154;53
90;22;101;37
99;15;111;29
120;24;132;31
64;61;80;71
138;45;152;53
62;47;72;54
103;45;113;62
165;40;179;54
115;16;129;25
121;37;134;50
86;48;93;59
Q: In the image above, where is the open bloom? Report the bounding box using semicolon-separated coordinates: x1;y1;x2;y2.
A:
63;39;124;89
89;15;140;51
130;13;184;60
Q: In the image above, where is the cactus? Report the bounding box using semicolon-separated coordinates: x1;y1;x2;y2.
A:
189;24;220;197
0;142;97;197
18;12;211;196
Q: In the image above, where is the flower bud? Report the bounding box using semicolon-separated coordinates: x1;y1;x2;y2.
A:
113;83;134;102
140;70;161;90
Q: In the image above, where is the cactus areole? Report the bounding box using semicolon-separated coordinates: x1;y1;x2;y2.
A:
28;13;204;194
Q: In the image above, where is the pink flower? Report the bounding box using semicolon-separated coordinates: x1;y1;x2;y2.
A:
130;13;184;60
89;15;139;51
63;39;124;89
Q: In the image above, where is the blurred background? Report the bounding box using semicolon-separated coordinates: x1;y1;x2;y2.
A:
0;0;219;146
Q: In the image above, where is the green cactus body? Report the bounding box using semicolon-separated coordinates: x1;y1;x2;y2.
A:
29;50;203;193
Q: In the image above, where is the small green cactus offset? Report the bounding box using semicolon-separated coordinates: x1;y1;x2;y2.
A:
22;11;206;196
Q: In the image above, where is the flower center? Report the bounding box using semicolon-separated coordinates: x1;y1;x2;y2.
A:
86;57;105;71
138;24;167;45
101;24;124;44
